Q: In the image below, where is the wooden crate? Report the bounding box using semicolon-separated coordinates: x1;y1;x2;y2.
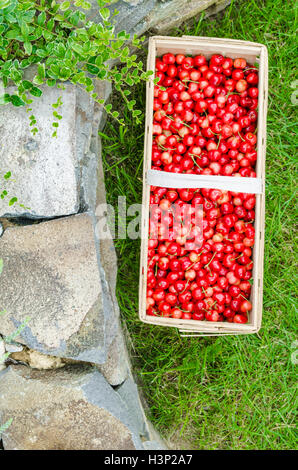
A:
139;36;268;335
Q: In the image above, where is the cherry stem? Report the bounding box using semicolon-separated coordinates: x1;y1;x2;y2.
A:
180;121;193;129
180;281;190;294
239;293;249;300
204;251;217;269
238;131;246;142
186;260;197;271
157;144;171;151
190;155;202;169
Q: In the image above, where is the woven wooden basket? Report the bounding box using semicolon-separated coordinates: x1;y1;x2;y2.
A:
139;36;268;336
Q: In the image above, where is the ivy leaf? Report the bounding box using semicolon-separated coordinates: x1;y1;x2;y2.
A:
36;48;48;58
24;41;32;55
127;99;136;111
37;11;46;26
46;79;56;87
10;95;25;106
0;93;11;105
37;63;45;80
9;197;18;206
6;28;22;40
20;22;30;38
4;171;11;179
99;8;110;21
0;0;11;8
60;1;70;10
22;80;33;90
29;86;42;97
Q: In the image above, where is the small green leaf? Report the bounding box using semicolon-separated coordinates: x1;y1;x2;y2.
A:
99;7;110;21
9;197;18;206
10;95;25;107
60;1;70;10
4;171;11;180
46;79;56;87
0;418;13;435
0;94;11;105
0;0;11;8
22;80;33;90
24;41;32;55
37;11;46;26
37;63;45;80
127;100;136;111
30;86;42;97
36;48;48;58
21;22;30;38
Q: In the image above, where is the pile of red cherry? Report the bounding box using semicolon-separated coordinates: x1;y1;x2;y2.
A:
146;52;259;323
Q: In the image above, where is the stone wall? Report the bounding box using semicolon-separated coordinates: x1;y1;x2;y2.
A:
0;81;165;450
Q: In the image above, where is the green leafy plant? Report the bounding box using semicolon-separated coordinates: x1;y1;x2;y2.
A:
0;171;29;209
0;0;153;135
1;171;17;206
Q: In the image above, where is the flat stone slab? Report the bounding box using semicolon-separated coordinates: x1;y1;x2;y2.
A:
0;80;110;218
0;364;143;450
88;0;230;36
0;85;78;218
0;213;116;364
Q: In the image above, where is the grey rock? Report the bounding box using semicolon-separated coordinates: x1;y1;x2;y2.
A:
98;328;130;386
0;338;5;371
0;364;144;450
4;341;23;353
116;377;148;437
94;137;118;301
87;0;230;36
143;440;167;450
0;85;78;218
144;418;168;449
77;80;111;212
0;213;116;364
0;81;111;219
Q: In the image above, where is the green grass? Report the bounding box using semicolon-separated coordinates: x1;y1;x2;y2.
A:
101;0;298;450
